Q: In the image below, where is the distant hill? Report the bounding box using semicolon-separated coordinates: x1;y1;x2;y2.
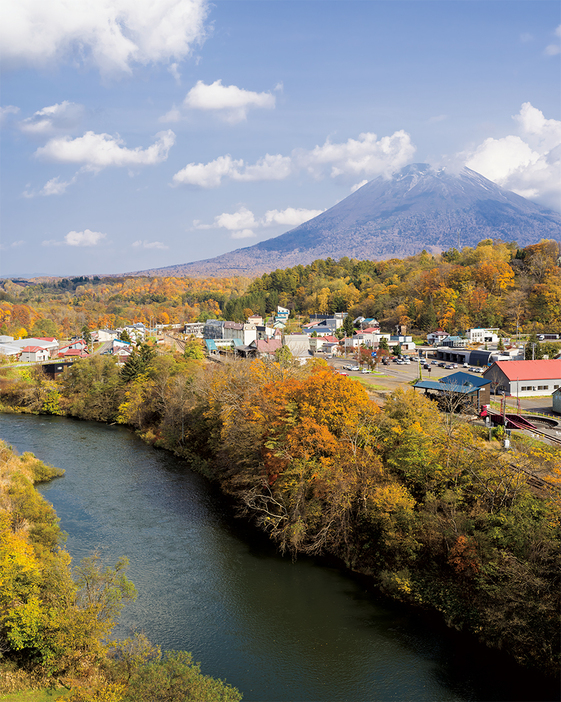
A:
129;164;561;277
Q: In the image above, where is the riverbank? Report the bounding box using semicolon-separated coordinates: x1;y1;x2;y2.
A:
1;355;560;679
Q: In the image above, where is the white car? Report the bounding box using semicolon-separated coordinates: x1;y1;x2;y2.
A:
349;366;360;371
361;368;371;374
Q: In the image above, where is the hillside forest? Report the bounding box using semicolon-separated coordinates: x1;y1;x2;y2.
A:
0;239;560;339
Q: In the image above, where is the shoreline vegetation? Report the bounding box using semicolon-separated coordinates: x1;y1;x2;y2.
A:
0;440;242;699
1;347;560;687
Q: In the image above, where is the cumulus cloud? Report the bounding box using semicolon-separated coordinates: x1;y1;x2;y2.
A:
173;129;414;188
194;205;323;239
295;131;416;179
172;153;291;188
43;229;107;247
465;102;561;210
182;79;275;123
0;0;209;74
132;240;169;249
35;130;175;171
19;101;84;135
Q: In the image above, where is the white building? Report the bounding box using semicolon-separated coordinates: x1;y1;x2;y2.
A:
466;328;500;344
483;359;561;397
20;346;50;363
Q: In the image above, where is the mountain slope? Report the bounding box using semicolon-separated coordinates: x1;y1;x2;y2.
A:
131;164;561;276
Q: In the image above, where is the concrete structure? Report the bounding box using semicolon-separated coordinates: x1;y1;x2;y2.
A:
183;322;205;337
483;359;561;397
466;328;500;344
284;334;311;363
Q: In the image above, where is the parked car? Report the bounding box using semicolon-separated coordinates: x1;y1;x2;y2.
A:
431;360;438;365
361;368;371;374
338;372;348;376
349;366;360;371
444;364;455;369
438;362;446;367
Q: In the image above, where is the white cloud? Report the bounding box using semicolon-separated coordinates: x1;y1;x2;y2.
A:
168;62;181;84
0;0;209;74
132;240;169;249
43;229;107;247
173;129;414;188
350;180;368;193
0;105;19;123
35;130;175;170
19;101;84;135
183;79;275;123
172;153;291;188
296;130;416;179
231;229;256;239
464;102;561;210
0;239;25;251
261;207;323;226
195;205;324;239
544;24;561;55
23;174;79;198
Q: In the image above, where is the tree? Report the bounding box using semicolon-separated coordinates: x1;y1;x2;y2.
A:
82;325;92;345
524;332;543;360
119;329;132;343
183;336;204;360
342;315;355;337
274;344;294;368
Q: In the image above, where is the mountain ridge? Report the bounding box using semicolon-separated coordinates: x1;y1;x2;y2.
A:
128;164;561;277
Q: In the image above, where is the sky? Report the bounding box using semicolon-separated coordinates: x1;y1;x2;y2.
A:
1;0;560;278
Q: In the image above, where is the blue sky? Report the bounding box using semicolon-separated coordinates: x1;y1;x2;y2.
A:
1;0;560;277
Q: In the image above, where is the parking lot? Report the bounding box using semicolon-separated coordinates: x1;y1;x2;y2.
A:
327;355;485;394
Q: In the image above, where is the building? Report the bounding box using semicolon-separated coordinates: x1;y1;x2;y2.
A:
466;328;500;344
20;346;50;363
483;359;561;397
552;387;561;414
283;334;311;363
427;329;449;345
414;371;491;412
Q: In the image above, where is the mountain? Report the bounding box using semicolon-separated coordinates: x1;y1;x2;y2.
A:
131;164;561;277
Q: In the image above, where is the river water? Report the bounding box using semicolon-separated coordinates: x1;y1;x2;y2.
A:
1;413;557;701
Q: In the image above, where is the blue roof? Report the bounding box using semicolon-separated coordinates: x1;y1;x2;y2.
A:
414;380;481;395
441;371;491;388
204;339;218;352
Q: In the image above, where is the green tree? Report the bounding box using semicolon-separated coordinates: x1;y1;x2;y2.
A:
81;325;92;345
183;336;204;360
274;344;294;368
30;317;59;338
119;329;132;343
524;332;543;360
342;315;355;337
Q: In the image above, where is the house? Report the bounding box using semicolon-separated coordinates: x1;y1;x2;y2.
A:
441;335;467;348
96;329;119;343
249;338;283;359
309;335;339;353
20;346;50;363
5;337;59;356
57;339;87;356
414;371;491;412
275;306;290;325
184;322;205;337
57;348;89;360
483;359;561;397
427;329;449;345
247;315;263;326
353;317;380;331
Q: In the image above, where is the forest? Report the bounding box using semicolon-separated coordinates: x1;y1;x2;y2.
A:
0;238;560;339
1;348;559;679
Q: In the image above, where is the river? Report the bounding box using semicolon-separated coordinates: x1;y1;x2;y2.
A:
1;413;557;701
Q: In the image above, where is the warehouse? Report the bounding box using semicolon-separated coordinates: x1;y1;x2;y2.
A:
482;360;561;397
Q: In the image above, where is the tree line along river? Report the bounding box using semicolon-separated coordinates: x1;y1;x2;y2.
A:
1;412;558;702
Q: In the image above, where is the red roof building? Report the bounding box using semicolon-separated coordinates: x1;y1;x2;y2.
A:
483;359;561;397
